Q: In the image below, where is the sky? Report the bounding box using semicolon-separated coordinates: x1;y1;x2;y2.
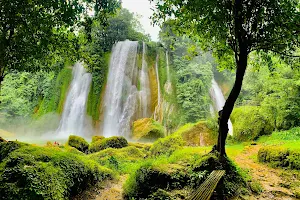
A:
121;0;160;41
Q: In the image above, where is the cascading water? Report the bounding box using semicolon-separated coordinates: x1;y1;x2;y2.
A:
210;79;233;135
102;40;151;137
138;42;151;118
164;51;172;94
166;51;171;82
56;62;92;138
154;55;162;122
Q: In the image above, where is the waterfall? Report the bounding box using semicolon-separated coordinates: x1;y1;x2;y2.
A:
102;40;151;138
210;79;233;135
166;51;171;82
165;51;172;94
154;55;162;122
56;62;92;138
138;42;151;118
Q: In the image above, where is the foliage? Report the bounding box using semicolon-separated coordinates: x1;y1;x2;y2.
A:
237;54;300;131
231;106;273;141
0;141;113;200
88;146;145;173
67;135;89;153
159;30;214;124
89;136;128;153
0;0;84;85
153;0;300;61
132;118;165;142
0;66;72;124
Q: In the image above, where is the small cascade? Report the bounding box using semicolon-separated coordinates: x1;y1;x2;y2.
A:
165;51;172;94
210;79;233;135
102;40;152;138
154;55;162;122
56;63;92;138
138;42;151;118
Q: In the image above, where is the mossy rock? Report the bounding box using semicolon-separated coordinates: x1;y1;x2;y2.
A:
181;121;217;146
149;134;185;157
132;118;165;142
92;135;105;143
231;106;273;141
258;146;300;170
67;135;89;153
123;163;189;199
89;136;128;153
0;141;113;199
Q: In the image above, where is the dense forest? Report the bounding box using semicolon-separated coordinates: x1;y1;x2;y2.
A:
0;0;300;199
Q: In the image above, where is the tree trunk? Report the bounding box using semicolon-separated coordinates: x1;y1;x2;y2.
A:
216;52;248;156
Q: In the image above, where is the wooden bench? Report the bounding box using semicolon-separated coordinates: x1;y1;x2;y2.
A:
188;170;225;200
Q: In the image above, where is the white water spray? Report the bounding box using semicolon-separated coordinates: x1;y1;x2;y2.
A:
210;79;233;135
56;63;92;138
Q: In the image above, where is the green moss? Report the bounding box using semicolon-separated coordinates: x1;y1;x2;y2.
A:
133;118;165;142
87;52;111;123
231;106;273;141
89;136;128;153
123;151;247;199
35;68;72;117
149;134;185;157
258;146;300;170
67;135;89;153
92;136;105;143
0;141;113;199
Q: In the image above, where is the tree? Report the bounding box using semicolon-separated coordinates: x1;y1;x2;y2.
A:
152;0;300;155
0;0;120;92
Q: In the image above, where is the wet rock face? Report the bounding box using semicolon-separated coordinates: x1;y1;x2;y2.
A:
132;118;165;142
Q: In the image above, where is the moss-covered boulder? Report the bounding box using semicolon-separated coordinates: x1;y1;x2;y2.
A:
181;121;217;146
92;135;105;143
0;141;113;199
258;146;300;169
89;136;128;153
132;118;165;142
67;135;89;153
231;106;273;141
150;134;185;157
123;162;190;199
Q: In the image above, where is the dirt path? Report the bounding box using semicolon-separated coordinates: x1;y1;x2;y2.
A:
233;145;297;200
94;175;128;200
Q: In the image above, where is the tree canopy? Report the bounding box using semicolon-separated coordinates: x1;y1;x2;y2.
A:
0;0;120;88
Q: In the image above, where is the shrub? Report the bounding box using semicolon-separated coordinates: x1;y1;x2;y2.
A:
231;106;273;141
89;136;128;153
258;146;300;170
0;141;113;200
67;135;89;153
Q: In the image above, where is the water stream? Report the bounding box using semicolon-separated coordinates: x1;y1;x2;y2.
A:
56;62;92;138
